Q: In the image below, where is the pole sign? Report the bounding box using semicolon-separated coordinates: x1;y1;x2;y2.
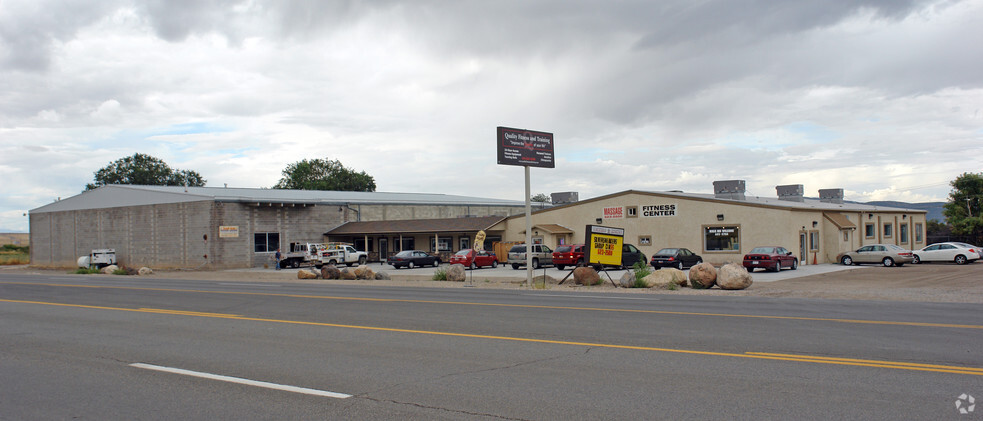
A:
496;126;555;168
586;225;624;267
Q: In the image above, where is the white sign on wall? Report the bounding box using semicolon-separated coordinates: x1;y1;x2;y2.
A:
642;204;677;217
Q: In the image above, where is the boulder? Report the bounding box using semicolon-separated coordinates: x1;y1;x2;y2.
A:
374;271;391;280
573;266;602;286
339;269;357;280
618;272;637;288
663;268;688;287
688;262;717;289
353;265;375;280
642;270;677;288
297;269;318;279
138;267;153;276
446;264;466;282
532;274;557;287
321;266;341;280
717;263;753;290
101;265;119;274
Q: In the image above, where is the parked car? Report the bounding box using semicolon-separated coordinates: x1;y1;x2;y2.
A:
743;246;798;272
836;244;913;267
912;242;981;265
448;248;499;269
386;250;441;269
650;248;702;270
508;244;553;269
552;244;586;270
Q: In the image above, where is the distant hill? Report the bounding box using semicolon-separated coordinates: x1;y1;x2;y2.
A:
0;233;29;246
864;201;946;222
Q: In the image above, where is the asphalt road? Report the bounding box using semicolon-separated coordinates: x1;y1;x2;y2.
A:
2;271;982;420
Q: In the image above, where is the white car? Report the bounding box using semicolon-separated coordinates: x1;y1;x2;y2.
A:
912;242;981;265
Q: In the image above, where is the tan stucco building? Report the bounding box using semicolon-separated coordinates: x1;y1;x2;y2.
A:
488;183;928;265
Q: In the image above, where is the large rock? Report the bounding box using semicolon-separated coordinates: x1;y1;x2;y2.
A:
339;269;357;280
321;266;341;280
618;272;637;288
717;263;753;290
374;271;391;280
297;269;318;279
663;268;688;287
533;274;557;287
101;265;119;274
138;267;154;276
573;266;602;286
689;262;717;289
446;264;466;282
642;270;677;288
353;265;375;280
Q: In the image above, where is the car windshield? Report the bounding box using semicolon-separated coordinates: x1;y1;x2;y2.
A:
555;246;572;253
454;249;471;256
395;251;413;257
655;248;678;255
750;247;776;254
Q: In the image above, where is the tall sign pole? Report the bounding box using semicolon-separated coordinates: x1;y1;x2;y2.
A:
497;126;555;287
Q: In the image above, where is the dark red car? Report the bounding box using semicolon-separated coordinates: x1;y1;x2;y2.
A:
448;249;499;269
743;246;798;272
551;244;586;270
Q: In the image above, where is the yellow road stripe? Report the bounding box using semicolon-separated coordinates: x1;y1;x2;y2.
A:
2;297;982;377
2;281;982;329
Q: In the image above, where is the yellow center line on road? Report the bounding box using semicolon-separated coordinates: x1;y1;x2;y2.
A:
2;297;983;377
2;281;983;330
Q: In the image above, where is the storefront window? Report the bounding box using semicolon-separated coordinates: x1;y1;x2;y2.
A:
809;232;819;251
899;224;909;243
459;237;470;250
883;223;893;238
430;236;452;252
865;223;875;238
915;223;923;242
399;237;415;251
254;232;280;253
704;226;740;251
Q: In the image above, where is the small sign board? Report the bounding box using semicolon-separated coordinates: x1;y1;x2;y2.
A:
586;225;624;267
219;226;239;238
496;126;555;168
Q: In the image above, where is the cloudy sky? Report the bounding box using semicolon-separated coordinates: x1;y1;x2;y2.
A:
2;0;982;232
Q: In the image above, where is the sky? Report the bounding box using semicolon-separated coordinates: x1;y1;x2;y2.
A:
2;0;982;233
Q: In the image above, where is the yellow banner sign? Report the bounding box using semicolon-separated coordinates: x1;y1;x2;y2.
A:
219;226;239;238
587;225;624;267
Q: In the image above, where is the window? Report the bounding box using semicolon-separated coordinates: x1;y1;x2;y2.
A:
399;237;415;251
704;226;740;251
626;206;638;218
809;232;819;251
430;236;452;252
638;235;652;246
254;232;280;253
864;223;875;238
843;231;849;242
459;237;470;250
899;224;909;243
883;223;893;238
915;223;923;243
353;239;373;252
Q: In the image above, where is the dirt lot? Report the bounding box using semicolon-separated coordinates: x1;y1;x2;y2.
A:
6;262;981;303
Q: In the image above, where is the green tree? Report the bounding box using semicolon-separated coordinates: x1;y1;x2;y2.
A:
531;193;551;204
942;172;983;242
86;153;205;190
274;158;376;191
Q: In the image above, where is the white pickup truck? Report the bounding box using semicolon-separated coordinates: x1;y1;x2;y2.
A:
278;242;323;268
316;243;368;268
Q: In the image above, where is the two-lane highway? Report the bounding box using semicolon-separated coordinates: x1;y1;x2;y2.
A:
2;272;981;419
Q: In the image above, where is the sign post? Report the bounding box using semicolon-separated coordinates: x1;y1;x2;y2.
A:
497;126;554;287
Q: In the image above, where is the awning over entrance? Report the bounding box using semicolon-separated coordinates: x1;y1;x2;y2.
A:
823;212;857;230
518;224;574;235
324;215;506;236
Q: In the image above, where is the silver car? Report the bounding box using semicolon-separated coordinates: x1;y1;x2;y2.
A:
912;242;981;265
508;244;553;269
837;244;914;267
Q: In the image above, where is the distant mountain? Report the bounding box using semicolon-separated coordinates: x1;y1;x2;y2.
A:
864;201;946;222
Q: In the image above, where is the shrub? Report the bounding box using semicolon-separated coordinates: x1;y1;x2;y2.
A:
630;260;652;288
72;267;101;274
113;268;131;275
432;267;448;281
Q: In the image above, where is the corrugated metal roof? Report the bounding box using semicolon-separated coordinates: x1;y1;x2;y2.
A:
31;185;526;213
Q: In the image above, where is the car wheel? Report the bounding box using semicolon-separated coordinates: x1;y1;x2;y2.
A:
434;259;441;267
791;259;798;270
408;261;415;269
556;265;565;271
773;261;782;272
676;261;683;270
841;256;853;266
746;267;754;273
512;264;520;270
532;258;540;269
577;258;584;267
315;264;323;269
470;262;476;270
955;255;968;265
882;257;894;267
912;254;921;264
291;260;300;268
492;261;498;268
328;259;337;266
358;256;366;265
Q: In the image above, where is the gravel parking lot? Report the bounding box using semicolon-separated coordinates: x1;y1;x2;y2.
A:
8;259;981;303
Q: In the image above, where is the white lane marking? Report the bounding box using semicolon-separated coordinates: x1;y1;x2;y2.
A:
130;363;351;399
523;294;659;301
218;283;281;287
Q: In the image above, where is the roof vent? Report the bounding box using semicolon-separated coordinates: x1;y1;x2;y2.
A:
776;184;804;202
713;180;746;200
550;192;579;205
819;188;844;204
